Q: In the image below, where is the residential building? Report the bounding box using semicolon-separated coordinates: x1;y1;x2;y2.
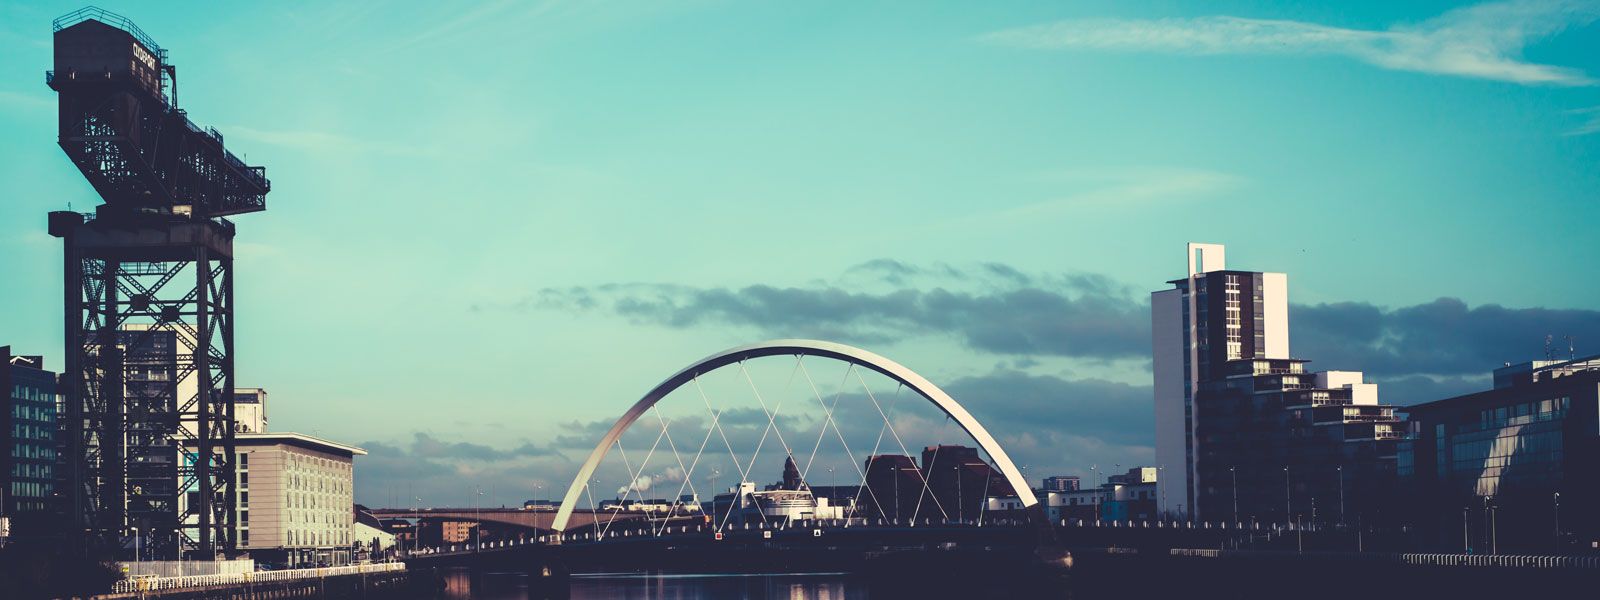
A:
1153;244;1403;523
182;433;365;566
920;445;1013;522
3;348;59;517
1153;243;1288;518
1399;354;1600;553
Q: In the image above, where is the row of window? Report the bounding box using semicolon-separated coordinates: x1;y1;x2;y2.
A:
1477;397;1568;430
11;442;56;460
10;402;56;422
10;384;55;403
10;462;54;480
10;423;55;442
10;480;53;499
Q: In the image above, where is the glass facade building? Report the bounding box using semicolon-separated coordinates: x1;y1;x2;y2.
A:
3;347;60;516
1399;356;1600;553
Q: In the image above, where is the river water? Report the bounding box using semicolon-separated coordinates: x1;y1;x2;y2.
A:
444;569;869;599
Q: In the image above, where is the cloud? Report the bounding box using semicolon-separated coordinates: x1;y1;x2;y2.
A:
524;263;1152;360
353;432;569;509
980;0;1600;86
1293;298;1600;378
1566;106;1600;135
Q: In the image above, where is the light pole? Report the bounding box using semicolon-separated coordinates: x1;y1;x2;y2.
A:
1337;465;1345;526
1158;465;1166;519
1489;498;1498;555
1283;466;1290;528
412;496;422;554
1091;465;1099;522
1483;496;1493;555
1230;466;1238;525
712;469;721;525
955;464;963;523
1462;505;1470;553
1554;492;1562;552
475;486;483;552
131;527;140;575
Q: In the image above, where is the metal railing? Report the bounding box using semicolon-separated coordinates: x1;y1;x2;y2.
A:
112;561;405;594
53;6;165;54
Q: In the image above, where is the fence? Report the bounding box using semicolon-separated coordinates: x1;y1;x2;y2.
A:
119;559;255;578
112;562;406;594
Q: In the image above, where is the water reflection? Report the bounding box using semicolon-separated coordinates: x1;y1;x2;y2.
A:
439;568;868;600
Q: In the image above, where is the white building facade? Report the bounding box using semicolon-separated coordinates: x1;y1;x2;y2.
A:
1152;243;1288;520
183;433;364;566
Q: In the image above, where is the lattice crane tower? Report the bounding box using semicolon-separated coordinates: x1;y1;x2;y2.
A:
45;7;270;559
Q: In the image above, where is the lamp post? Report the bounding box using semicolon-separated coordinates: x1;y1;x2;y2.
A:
475;486;483;552
131;527;140;575
1283;466;1290;528
1462;505;1470;553
1483;496;1493;555
1489;499;1498;555
955;464;963;523
1158;465;1166;519
412;496;422;554
1554;492;1562;552
712;469;721;526
1230;466;1238;525
1337;465;1345;526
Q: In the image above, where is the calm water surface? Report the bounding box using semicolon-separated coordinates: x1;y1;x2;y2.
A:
446;569;871;600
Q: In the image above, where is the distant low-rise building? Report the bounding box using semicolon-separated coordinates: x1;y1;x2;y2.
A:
1042;476;1080;492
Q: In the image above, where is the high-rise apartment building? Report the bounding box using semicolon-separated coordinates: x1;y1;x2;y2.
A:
1153;244;1402;522
1152;243;1288;517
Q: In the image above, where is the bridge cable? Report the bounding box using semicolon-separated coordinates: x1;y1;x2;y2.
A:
853;383;903;519
599;419;668;540
693;373;747;486
798;361;854;486
909;416;954;524
649;406;701;535
799;360;907;526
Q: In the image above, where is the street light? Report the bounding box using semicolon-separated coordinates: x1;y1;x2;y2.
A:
1230;466;1238;525
130;527;140;575
1158;465;1166;520
1283;466;1290;528
1554;492;1562;552
475;486;483;552
412;496;422;554
1337;465;1345;526
954;464;963;523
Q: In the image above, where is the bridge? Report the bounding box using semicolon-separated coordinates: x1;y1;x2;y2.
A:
377;339;1067;573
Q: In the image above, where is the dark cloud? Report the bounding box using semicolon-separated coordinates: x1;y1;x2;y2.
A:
1294;298;1600;377
532;282;1151;360
353;433;570;510
1371;374;1490;408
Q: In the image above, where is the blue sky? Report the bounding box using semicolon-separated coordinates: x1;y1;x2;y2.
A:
1;1;1597;509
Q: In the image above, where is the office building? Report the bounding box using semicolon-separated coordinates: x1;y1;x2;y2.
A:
1153;244;1403;522
3;348;59;517
182;433;364;566
1042;476;1080;492
233;389;267;433
1399;354;1600;553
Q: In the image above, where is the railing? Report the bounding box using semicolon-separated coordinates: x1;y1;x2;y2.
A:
53;7;166;54
112;562;405;594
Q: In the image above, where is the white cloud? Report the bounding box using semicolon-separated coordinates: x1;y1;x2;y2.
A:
1566;106;1600;135
980;0;1600;86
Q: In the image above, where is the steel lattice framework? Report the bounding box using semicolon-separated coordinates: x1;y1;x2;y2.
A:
45;8;268;559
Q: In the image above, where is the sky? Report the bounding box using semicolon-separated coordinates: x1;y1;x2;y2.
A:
1;0;1598;510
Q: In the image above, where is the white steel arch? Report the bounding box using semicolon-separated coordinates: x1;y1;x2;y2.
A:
552;339;1039;532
